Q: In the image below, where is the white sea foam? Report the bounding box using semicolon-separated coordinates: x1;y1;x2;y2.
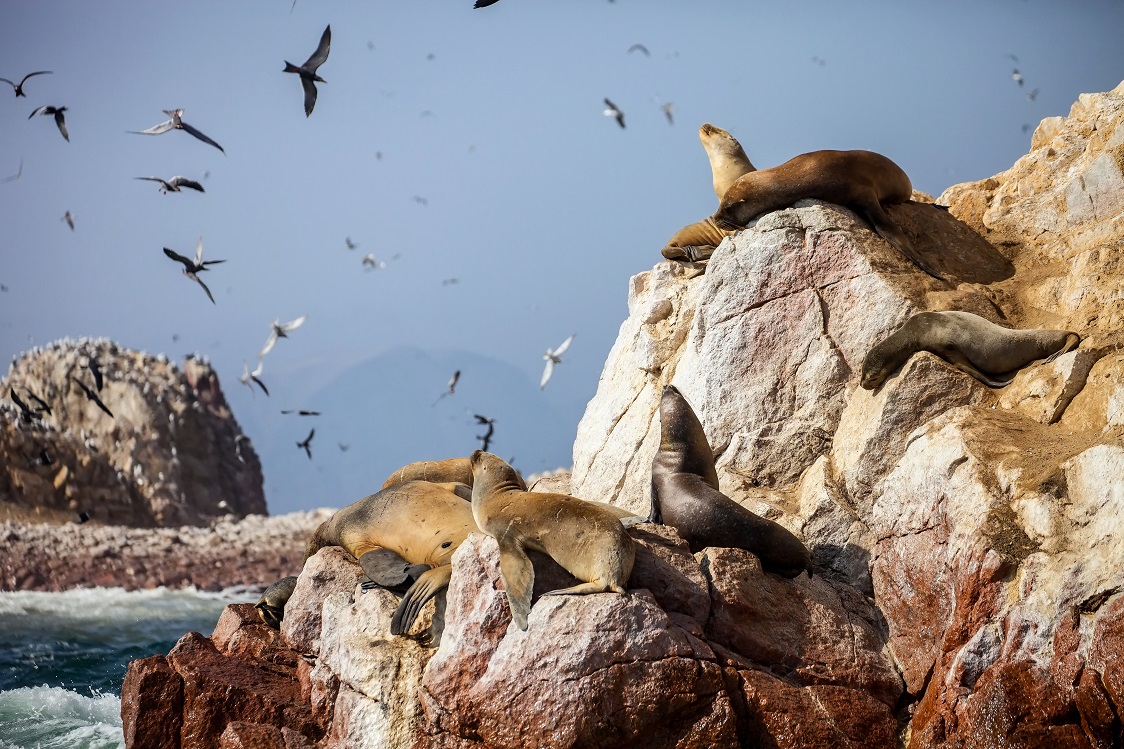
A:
0;686;123;749
0;585;259;623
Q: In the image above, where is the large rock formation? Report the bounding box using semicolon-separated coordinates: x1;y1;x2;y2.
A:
123;82;1124;747
1;338;266;527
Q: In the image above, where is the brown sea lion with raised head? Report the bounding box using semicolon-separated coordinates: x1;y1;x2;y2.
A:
469;450;635;631
699;123;756;200
304;480;478;645
650;385;811;578
860;311;1080;390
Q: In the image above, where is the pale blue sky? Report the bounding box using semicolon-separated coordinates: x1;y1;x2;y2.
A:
2;1;1121;513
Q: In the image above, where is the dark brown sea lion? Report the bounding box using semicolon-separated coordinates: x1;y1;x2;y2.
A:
469;450;635;631
860;311;1081;389
255;576;298;630
650;385;811;578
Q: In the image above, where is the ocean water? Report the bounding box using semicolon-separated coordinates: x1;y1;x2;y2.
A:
0;586;258;749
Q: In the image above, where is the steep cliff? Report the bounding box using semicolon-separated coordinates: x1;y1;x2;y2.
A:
1;338;266;527
123;82;1124;748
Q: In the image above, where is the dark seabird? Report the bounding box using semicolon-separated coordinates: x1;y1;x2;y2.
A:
602;98;625;129
474;0;501;6
1012;69;1024;87
1027;88;1039;102
163;238;226;304
362;254;386;270
130;108;225;153
29;105;69;141
71;377;114;418
62;211;75;230
281;409;320;416
338;442;350;452
297;428;315;459
10;388;37;422
431;369;461;405
135;176;205;194
627;43;650;56
661;102;675;125
87;360;103;391
24;388;52;415
540;334;574;389
77;511;91;524
345;236;358;250
442;278;459;286
475;415;496;451
1;70;51;97
283;25;331;116
260;315;307;357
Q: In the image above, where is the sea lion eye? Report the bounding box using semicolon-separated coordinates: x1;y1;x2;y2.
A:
440;541;452;549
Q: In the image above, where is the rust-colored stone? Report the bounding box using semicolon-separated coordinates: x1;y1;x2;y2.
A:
121;654;184;749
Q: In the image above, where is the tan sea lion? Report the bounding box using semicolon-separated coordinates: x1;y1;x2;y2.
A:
661;216;733;262
699;123;756;200
381;456;526;491
305;480;478;645
860;311;1080;390
711;149;944;280
650;386;811;578
255;576;298;629
469;450;635;631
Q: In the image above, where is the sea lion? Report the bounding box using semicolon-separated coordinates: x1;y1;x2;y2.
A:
699;123;756;200
469;450;635;631
661;216;733;262
255;576;298;630
305;480;478;645
860;311;1081;390
710;149;944;280
650;385;811;578
381;456;526;491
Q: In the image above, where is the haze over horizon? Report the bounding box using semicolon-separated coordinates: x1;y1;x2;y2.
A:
2;1;1122;514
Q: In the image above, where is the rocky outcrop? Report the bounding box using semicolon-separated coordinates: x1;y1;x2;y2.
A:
124;82;1124;748
1;338;265;527
0;509;328;591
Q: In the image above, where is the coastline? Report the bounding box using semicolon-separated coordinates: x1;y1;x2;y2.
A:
0;510;331;593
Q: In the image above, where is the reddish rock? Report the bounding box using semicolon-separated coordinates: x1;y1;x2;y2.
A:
121;655;183;749
281;546;361;656
625;523;711;624
212;603;295;665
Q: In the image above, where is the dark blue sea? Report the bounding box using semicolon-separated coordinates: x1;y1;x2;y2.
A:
0;586;256;748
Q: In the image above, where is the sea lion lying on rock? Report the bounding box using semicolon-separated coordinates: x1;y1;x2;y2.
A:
861;311;1080;390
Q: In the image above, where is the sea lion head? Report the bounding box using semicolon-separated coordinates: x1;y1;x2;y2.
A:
698;123;755;200
859;338;897;390
255;575;298;630
469;451;524;497
657;386;720;486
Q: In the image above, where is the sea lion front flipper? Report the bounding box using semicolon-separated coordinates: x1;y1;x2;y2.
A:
864;203;947;282
942;352;1014;388
360;548;431;593
496;538;535;631
390;565;453;636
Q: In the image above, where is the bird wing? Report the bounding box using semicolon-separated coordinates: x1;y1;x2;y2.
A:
251;358;265;377
303;25;332;72
540;359;554;389
163;247;193;268
131;118;175;135
194;237;204;265
10;388;30;414
170;177;204;192
179;120;225;153
259;331;279;358
20;71;52;85
553;334;574;357
627;44;650;56
194;275;216;304
603;98;618;111
281;315;307;332
54;110;69;141
88;363;103;392
253;376;269;396
0;78;13;89
300;76;319;117
135;176;165;185
28;105;49;119
26;390;52;413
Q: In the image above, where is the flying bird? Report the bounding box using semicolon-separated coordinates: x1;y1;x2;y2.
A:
661;102;675;125
2;157;23;184
345;236;358;250
362;254;386;270
29;105;68;141
1012;69;1024;87
163;238;226;304
338;442;350;452
474;0;501;6
260;315;307;357
1027;88;1040;102
71;377;114;418
812;56;827;67
297;428;315;459
540;334;574;390
283;24;331;116
432;369;461;404
282;409;320;416
442;278;459;286
62;211;75;230
627;43;650;56
474;414;496;451
413;195;429;206
10;389;39;422
1;70;51;97
87;360;103;391
239;359;269;396
135;176;204;194
130;108;225;153
23;388;52;416
602;98;625;129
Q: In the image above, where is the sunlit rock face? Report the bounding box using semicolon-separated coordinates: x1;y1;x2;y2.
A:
1;338;265;527
123;82;1124;748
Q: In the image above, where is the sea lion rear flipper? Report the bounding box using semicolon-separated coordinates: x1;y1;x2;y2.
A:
1043;333;1081;363
864;203;946;282
496;538;535;631
943;354;1014;388
360;548;431;592
390;565;453;636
